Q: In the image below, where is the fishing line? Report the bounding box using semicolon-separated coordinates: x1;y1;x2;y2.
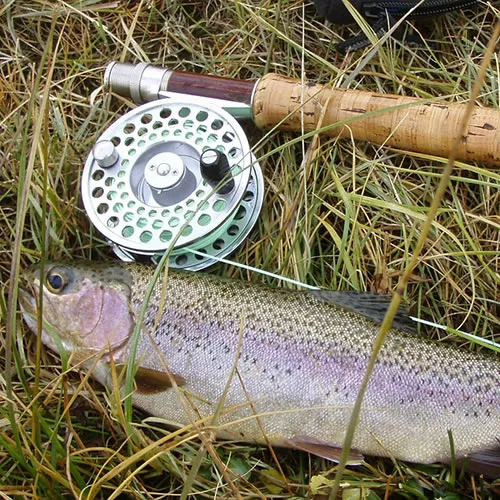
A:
411;317;500;351
186;248;498;351
184;247;321;290
328;20;500;500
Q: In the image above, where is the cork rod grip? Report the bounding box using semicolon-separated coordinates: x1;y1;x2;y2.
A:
253;74;500;165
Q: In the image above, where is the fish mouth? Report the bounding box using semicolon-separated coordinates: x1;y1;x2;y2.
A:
18;279;38;314
18;279;60;353
18;283;36;314
18;282;41;336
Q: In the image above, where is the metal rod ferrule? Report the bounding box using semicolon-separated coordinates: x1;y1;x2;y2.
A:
104;62;173;103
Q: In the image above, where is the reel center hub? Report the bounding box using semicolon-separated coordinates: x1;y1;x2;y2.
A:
145;152;186;193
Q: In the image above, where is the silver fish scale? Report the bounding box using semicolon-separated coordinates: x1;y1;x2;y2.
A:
122;264;499;464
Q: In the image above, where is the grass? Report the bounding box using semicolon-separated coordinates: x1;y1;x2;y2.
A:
1;0;499;498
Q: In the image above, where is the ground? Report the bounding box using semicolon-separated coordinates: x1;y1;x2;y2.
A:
0;1;499;498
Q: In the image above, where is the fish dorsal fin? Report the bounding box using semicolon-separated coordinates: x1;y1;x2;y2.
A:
116;364;185;394
285;435;364;465
310;290;417;334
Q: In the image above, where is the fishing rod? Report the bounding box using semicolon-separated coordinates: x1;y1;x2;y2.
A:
80;61;499;271
105;61;500;166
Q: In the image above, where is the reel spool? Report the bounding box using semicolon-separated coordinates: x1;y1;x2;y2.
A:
82;97;263;270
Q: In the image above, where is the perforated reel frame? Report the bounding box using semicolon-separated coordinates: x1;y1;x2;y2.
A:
82;97;263;270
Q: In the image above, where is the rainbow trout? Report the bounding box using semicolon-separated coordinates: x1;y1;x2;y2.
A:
19;261;499;470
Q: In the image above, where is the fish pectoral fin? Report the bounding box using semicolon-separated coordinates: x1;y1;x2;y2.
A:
116;364;185;394
310;290;417;334
285;435;364;465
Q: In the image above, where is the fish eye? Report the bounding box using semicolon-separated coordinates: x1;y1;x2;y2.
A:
45;269;66;293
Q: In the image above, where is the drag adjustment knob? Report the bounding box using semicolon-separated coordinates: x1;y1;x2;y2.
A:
200;149;235;195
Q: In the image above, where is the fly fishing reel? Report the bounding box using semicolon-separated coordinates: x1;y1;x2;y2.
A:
82;95;263;270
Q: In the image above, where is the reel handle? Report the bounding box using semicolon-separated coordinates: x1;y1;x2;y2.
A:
253;73;500;166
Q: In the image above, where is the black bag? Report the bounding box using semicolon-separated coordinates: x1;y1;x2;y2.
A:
313;0;480;51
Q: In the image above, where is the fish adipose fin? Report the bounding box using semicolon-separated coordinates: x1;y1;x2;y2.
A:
116;364;185;394
311;290;417;334
286;435;364;464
